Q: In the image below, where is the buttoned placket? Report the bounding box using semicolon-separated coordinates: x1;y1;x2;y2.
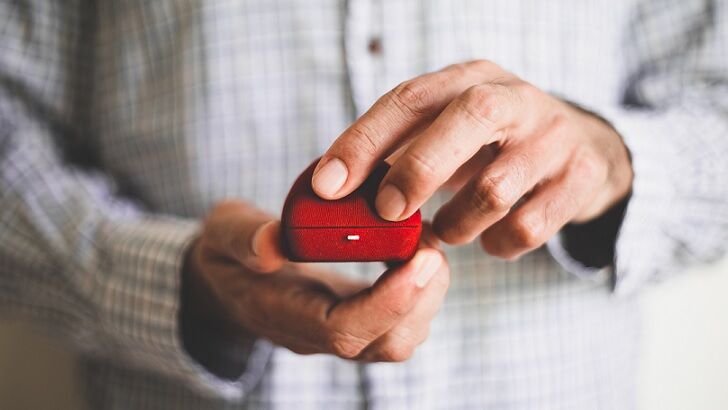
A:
343;0;385;117
344;1;430;408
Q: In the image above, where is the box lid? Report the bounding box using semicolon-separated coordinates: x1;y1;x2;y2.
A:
282;158;422;228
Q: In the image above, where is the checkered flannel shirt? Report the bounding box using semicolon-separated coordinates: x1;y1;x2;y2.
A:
1;1;727;409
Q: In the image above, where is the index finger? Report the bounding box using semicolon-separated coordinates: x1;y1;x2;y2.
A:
375;81;529;221
312;61;502;200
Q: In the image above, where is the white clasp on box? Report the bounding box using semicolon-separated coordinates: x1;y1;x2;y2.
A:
346;235;360;241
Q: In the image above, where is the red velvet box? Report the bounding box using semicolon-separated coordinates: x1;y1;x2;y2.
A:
281;159;422;262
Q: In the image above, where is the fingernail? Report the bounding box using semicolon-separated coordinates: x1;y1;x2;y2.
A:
250;221;272;257
312;158;348;197
413;251;442;288
376;184;407;221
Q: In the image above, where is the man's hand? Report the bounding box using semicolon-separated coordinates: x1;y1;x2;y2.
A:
182;201;449;363
312;60;633;259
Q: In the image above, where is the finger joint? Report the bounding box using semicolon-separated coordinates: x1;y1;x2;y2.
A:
347;122;383;157
391;80;432;117
459;84;507;129
472;174;512;214
327;331;369;360
509;212;544;249
405;149;440;184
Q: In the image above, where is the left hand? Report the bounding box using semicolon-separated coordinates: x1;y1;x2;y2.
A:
312;60;633;259
182;201;450;364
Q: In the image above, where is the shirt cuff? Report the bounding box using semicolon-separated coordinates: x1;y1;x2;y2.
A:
545;197;627;287
97;216;273;400
601;108;678;295
546;106;678;295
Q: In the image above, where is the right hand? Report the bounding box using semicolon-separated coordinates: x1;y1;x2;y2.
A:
182;200;450;362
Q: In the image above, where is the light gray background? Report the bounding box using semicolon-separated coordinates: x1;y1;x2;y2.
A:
2;258;727;410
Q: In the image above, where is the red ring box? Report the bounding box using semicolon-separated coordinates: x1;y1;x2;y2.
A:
281;158;422;262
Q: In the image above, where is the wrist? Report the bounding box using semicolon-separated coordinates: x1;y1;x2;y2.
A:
180;237;209;323
179;237;255;379
180;237;238;334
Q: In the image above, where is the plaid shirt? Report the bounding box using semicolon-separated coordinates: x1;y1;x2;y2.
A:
1;1;727;409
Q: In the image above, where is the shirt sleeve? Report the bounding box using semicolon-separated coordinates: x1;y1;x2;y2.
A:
547;0;728;295
0;1;271;400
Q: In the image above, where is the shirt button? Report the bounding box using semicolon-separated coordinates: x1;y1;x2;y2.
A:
367;37;383;55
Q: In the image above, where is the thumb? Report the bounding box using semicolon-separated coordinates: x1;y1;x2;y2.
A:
243;220;286;273
209;201;287;273
329;248;443;341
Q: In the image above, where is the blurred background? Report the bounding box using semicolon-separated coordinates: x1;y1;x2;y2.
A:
2;258;728;410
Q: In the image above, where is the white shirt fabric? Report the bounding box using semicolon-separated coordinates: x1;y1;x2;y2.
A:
1;1;727;409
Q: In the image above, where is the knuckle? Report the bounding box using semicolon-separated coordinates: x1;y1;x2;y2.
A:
472;174;512;213
503;151;536;178
346;123;381;157
327;331;368;360
381;296;411;320
459;84;506;127
367;282;413;320
573;148;607;182
443;62;470;76
513;80;540;102
549;113;570;134
456;84;501;128
465;59;498;72
405;149;440;182
509;213;544;249
391;80;432;116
